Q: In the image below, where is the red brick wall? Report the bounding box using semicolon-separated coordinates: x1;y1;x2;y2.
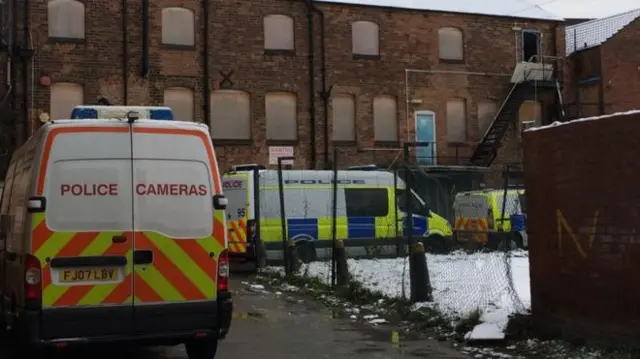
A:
601;18;640;113
16;0;563;171
523;111;640;344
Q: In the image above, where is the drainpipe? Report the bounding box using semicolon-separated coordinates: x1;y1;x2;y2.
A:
305;0;316;169
202;0;210;125
141;0;149;77
122;0;128;104
21;0;30;142
311;4;331;169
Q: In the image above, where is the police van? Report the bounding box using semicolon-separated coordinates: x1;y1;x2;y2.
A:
0;106;231;358
222;165;453;265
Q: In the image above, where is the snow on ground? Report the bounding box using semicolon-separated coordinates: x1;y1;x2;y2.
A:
303;250;530;332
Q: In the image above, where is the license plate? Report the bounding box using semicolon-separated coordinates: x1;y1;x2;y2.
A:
59;268;118;283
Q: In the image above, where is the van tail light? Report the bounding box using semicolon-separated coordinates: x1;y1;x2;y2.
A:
217;249;229;292
487;209;495;229
25;255;42;301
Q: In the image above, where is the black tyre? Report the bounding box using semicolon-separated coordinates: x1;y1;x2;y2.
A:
423;235;449;254
185;339;219;359
295;241;317;264
497;232;524;251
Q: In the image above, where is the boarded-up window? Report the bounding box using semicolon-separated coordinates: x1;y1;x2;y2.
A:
373;96;397;142
162;7;195;46
352;21;379;56
265;92;297;141
446;99;466;142
164;87;194;122
50;83;84;120
518;100;542;125
332;94;356;141
48;0;85;39
264;14;294;50
210;90;251;140
477;101;497;139
438;27;463;61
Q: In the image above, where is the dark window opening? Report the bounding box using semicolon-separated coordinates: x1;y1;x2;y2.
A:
345;188;388;217
395;189;430;217
523;31;540;62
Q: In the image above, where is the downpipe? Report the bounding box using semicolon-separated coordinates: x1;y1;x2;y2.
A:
305;0;316;169
141;0;149;77
202;0;211;126
21;0;30;143
122;0;128;104
311;4;331;169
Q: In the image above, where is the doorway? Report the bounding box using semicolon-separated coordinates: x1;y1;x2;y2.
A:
522;30;540;62
415;111;436;165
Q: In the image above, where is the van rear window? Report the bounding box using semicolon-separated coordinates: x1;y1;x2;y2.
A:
46;159;133;232
134;159;213;238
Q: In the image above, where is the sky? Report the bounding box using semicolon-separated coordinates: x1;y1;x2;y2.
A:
535;0;639;18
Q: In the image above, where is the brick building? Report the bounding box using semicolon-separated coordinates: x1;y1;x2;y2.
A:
0;0;565;173
564;8;640;119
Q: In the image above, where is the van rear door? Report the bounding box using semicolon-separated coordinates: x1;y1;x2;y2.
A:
130;124;224;335
222;173;250;255
37;123;134;340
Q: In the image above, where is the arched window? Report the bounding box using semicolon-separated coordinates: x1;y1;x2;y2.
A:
162;7;195;46
332;94;356;141
438;27;464;61
164;87;195;122
50;82;84;120
210;90;252;140
265;92;297;140
446;98;467;142
48;0;85;39
373;95;397;142
352;21;379;56
264;15;295;50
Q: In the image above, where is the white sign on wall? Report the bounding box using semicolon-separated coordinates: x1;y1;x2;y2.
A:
268;146;294;165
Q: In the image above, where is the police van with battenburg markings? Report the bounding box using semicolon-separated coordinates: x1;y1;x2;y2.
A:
0;105;231;359
222;164;453;266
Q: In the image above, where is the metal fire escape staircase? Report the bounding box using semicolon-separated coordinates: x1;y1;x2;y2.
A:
470;57;564;167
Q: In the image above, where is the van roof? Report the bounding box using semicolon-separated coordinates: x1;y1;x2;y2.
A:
45;119;210;132
255;169;405;188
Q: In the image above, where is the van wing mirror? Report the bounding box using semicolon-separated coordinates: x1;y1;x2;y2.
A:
27;196;46;213
213;195;228;210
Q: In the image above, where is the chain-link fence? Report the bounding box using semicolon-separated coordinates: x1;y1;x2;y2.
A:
265;144;531;331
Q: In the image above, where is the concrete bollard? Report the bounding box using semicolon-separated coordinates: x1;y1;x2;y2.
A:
285;240;300;276
409;242;433;303
335;239;349;287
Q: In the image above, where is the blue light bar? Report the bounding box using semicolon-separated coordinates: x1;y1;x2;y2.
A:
70;106;174;121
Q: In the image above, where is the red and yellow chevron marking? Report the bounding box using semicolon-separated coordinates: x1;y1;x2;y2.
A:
228;219;248;253
32;213;225;307
474;217;489;244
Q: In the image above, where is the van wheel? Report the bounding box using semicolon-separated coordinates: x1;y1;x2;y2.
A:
185;339;219;359
424;235;448;254
295;241;317;264
497;233;523;251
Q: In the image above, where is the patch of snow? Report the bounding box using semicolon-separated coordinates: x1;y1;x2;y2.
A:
302;250;531;334
525;109;640;132
465;323;506;341
369;318;388;325
363;314;379;320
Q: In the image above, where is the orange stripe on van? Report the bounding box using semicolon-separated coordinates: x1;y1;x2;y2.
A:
102;273;133;305
32;220;54;254
133;272;163;303
174;240;217;282
135;233;207;301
